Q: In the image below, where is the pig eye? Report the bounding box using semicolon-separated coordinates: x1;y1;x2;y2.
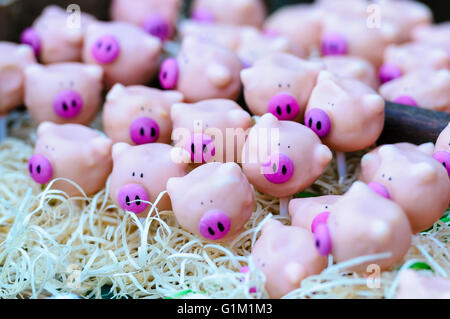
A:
140;106;144;111
210;200;213;203
278;83;282;88
287;145;291;149
140;173;144;178
382;174;385;178
200;201;204;205
132;172;135;177
388;177;392;181
287;84;290;88
69;81;74;87
325;206;328;209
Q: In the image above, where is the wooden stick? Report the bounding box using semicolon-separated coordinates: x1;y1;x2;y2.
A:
336;151;347;184
0;116;6;143
279;196;290;217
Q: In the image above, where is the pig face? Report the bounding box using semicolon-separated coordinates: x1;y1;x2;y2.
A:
394;269;450;299
171;99;252;163
110;143;188;216
82;21;162;89
159;37;242;102
0;42;36;115
305;71;385;153
434;123;450;177
24;63;103;125
167;162;255;241
28;122;113;196
241;113;332;199
320;14;398;69
360;143;450;233
379;42;450;84
251;219;327;299
236;27;295;68
291;181;412;271
263;4;324;58
241;53;323;122
103;84;183;145
190;0;266;28
21;5;96;64
379;69;450;112
110;0;181;41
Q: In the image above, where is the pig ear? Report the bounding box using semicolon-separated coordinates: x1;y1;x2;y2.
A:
261;218;282;232
227;109;251;129
25;64;44;78
412;162;437;183
257;113;279;127
166;176;183;196
218;162;242;177
169;146;191;166
207;63;232;87
378;145;399;160
106;84;126;102
143;36;162;52
159;108;169;119
240;68;255;87
284;262;307;286
37;121;55;137
16;44;35;61
163;91;184;105
42;5;63;16
84;65;103;81
90;136;113;158
416;142;435;156
170;103;188;120
315;144;333;168
363;94;385;116
317;70;335;83
361;153;376;169
112;142;132;160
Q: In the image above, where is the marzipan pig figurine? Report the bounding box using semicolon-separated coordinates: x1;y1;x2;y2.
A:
434;123;450;177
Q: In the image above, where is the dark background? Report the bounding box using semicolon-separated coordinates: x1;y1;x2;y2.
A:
0;0;449;42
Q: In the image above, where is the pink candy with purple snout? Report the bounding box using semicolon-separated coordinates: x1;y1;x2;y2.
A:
378;63;403;84
129;117;160;145
310;211;330;233
394;95;418;107
321;33;348;56
53;89;83;119
267;93;300;121
368;181;391;199
262;153;295;184
198;210;231;240
305;108;331;138
91;35;120;64
185;133;215;164
142;14;172;42
117;183;150;214
433;151;450;178
21;28;41;56
159;58;179;89
28;154;53;184
313;223;332;256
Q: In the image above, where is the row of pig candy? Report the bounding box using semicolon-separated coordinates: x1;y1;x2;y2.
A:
249;137;450;299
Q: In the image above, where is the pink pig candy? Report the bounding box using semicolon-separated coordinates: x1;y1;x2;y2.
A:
103;84;183;145
110;0;181;41
379;42;450;84
110;143;188;216
159;37;242;102
170;99;252;163
24;63;103;125
320;14;399;69
82;21;162;89
290;181;412;272
251;219;328;299
379;69;450;112
394;269;450;299
305;71;385;152
412;22;450;56
434;123;450;177
360;143;450;233
21;5;96;64
320;55;378;89
241;113;332;216
241;53;323;122
29;122;113;197
190;0;266;28
0;42;36;116
263;4;325;58
167;162;255;242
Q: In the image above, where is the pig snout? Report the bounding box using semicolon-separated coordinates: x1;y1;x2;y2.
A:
159;58;179;89
198;210;231;240
117;183;150;214
142;14;172;42
262;153;295;184
433;151;450;178
321;33;348;56
393;95;418;107
311;211;330;233
313;223;332;256
21;27;41;56
368;182;391;199
53;89;83;119
191;8;215;23
378;63;403;84
185;133;215;164
129;117;160;145
91;35;120;64
305;108;331;138
28;154;53;184
267;93;300;121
